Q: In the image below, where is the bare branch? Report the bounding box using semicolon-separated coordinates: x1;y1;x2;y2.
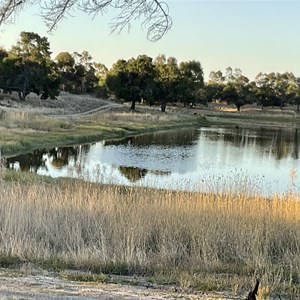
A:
0;0;172;41
41;0;78;31
0;0;23;26
110;0;172;41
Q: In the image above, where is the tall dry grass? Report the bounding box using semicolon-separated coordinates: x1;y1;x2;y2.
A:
0;177;299;294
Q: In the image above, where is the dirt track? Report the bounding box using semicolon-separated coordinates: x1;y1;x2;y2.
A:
0;270;237;300
0;92;123;116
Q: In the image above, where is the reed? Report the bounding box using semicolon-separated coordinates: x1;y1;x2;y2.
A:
0;177;299;296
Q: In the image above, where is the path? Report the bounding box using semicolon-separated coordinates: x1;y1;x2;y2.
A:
0;270;237;300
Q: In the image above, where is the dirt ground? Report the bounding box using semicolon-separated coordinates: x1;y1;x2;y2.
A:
0;91;123;116
0;269;239;300
1;91;299;121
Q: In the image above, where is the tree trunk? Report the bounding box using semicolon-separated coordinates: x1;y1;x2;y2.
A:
130;100;136;110
18;91;26;101
161;101;167;112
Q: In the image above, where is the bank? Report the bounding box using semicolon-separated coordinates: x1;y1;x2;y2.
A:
2;100;300;157
0;110;210;157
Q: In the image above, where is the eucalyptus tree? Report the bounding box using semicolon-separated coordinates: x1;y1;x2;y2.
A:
178;60;204;106
286;75;300;111
93;62;108;85
208;70;225;85
154;55;181;112
254;72;296;108
55;52;75;72
206;70;225;103
55;51;75;91
55;50;98;93
207;68;251;111
0;0;172;41
105;55;156;110
1;31;59;101
0;47;7;60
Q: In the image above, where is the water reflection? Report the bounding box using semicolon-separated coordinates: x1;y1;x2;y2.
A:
119;166;148;182
4;127;300;194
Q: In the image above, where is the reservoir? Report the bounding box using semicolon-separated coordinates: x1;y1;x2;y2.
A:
5;126;300;195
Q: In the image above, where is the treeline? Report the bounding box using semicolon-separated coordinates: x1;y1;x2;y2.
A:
1;31;300;112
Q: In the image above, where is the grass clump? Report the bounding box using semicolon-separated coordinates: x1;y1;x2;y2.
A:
0;254;23;268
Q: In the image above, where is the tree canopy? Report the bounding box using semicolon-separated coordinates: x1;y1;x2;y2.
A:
1;31;300;113
0;0;172;41
0;31;60;101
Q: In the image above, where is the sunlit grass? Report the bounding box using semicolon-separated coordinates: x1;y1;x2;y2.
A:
0;108;207;156
0;168;299;297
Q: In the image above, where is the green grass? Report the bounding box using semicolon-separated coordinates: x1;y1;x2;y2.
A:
0;111;209;156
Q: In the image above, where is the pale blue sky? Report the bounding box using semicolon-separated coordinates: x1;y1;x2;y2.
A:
0;1;299;80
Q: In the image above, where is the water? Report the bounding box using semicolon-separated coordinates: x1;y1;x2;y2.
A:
5;126;300;194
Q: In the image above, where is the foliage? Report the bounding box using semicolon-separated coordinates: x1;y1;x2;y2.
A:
0;31;60;101
1;30;300;111
55;51;101;94
105;54;204;112
207;68;253;111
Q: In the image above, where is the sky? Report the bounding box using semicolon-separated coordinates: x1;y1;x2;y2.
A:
0;0;300;80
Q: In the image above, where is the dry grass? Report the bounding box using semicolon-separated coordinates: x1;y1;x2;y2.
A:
0;110;75;131
0;174;299;296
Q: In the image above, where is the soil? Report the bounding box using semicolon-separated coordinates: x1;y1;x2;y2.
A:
0;269;238;300
0;92;123;116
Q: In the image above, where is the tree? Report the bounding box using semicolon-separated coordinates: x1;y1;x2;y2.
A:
0;47;7;61
0;0;172;41
179;60;204;106
55;50;98;94
154;55;181;112
218;84;241;110
105;55;156;110
55;52;75;72
286;76;300;111
208;70;224;85
55;51;75;92
253;72;294;109
93;62;108;85
207;68;251;111
0;31;59;101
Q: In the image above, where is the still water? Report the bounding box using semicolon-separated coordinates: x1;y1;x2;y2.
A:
5;127;300;194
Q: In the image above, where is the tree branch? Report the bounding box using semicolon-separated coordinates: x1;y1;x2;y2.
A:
0;0;172;41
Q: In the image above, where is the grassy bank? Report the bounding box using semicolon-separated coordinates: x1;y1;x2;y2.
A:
0;169;300;298
0;109;208;156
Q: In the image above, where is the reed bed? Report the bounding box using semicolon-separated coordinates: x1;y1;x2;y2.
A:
0;176;300;296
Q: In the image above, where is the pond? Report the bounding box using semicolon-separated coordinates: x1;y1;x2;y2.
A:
4;126;300;195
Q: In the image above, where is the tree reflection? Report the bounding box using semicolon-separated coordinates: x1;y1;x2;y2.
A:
119;166;148;182
6;149;47;172
105;128;200;147
292;129;299;160
48;147;80;169
118;165;171;182
203;127;300;160
6;146;84;172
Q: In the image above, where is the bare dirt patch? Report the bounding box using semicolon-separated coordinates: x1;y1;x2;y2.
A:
0;92;121;116
0;269;236;300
